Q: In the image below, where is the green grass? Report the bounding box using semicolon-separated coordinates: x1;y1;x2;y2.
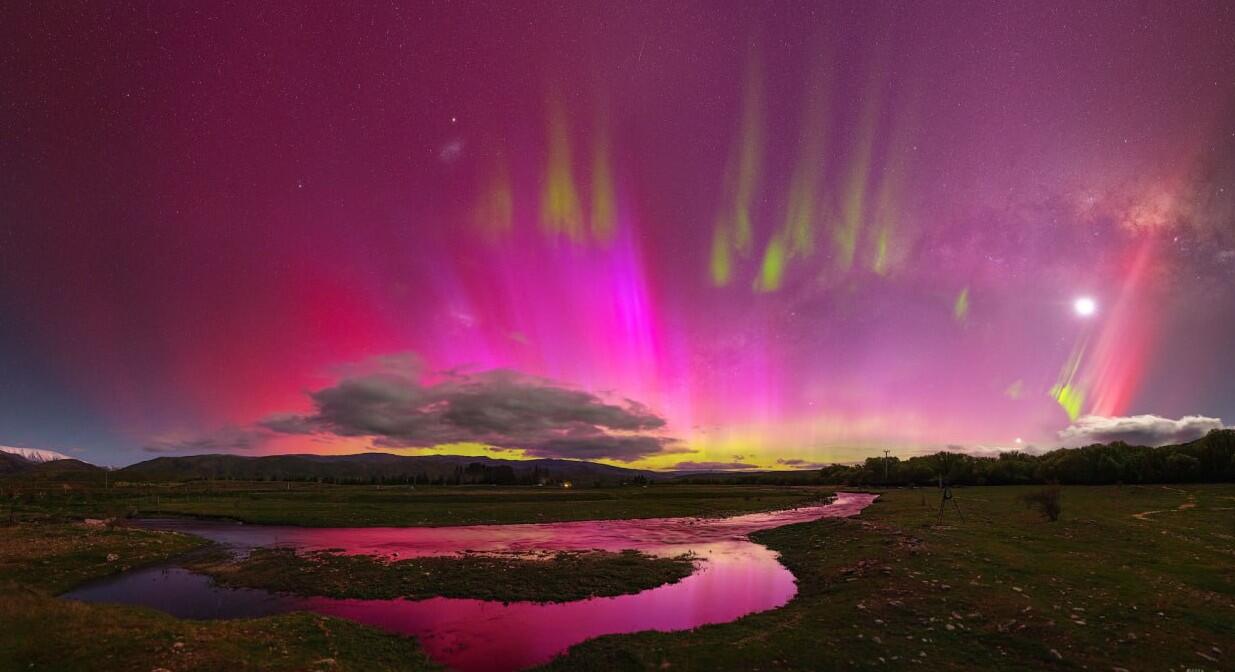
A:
0;594;441;672
3;483;1231;671
0;523;439;672
189;547;696;603
0;522;207;593
539;484;1235;671
4;481;829;526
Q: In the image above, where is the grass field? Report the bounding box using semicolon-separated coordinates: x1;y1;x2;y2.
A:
0;523;440;672
3;481;829;526
1;482;1232;671
543;484;1235;671
0;483;820;672
189;546;696;603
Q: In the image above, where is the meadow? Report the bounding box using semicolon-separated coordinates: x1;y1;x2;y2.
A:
1;481;1231;671
547;484;1235;671
3;480;828;526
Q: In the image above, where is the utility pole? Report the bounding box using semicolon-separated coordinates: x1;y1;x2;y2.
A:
883;450;891;484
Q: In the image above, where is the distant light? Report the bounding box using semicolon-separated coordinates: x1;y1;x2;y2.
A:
1014;437;1023;444
1074;297;1096;317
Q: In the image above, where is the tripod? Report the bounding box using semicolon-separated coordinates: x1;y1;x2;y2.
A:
937;485;964;523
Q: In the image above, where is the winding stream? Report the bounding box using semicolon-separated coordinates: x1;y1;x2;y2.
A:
64;491;876;671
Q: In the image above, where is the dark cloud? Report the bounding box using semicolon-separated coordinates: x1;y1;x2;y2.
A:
777;458;828;469
1057;414;1225;447
258;413;318;435
525;436;671;462
672;460;757;471
262;357;673;461
143;427;268;453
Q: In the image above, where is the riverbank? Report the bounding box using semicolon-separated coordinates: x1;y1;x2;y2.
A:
4;482;831;527
543;483;1235;671
3;484;1231;671
187;546;696;603
0;523;441;672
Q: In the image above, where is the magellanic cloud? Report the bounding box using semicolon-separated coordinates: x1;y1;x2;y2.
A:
1057;414;1225;447
261;356;675;462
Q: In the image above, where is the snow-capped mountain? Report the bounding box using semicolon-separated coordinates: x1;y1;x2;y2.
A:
0;445;77;463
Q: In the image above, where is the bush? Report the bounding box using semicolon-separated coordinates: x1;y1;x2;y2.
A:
1022;485;1062;521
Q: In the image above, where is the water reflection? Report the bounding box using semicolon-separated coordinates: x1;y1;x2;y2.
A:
64;492;875;671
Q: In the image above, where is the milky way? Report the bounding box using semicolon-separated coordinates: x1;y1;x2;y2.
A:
2;2;1233;467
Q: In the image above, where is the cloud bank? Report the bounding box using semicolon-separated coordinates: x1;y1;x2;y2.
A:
1057;414;1225;447
143;427;269;454
262;356;674;462
672;461;757;471
777;458;829;469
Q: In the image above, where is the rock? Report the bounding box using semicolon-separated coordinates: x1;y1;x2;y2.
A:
1050;649;1063;660
106;553;119;562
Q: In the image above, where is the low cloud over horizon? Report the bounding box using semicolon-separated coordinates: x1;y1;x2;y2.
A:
776;458;830;469
143;426;269;454
672;460;757;471
260;354;675;462
1057;414;1226;447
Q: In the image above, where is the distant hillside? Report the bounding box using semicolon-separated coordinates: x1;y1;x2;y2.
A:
115;453;664;486
0;451;31;475
4;458;106;483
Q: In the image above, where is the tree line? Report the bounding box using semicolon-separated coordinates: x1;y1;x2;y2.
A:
677;429;1235;486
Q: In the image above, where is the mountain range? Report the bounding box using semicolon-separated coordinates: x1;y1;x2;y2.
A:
1;451;668;486
117;452;666;485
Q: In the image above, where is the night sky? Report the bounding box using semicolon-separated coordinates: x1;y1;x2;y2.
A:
3;2;1234;468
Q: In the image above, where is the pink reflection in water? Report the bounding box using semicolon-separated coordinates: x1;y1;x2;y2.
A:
134;492;876;671
309;538;791;671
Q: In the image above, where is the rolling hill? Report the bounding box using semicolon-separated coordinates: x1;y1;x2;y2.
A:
0;451;31;475
1;458;106;483
115;453;665;486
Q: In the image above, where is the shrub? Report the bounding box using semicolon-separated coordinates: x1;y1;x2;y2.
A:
1022;485;1062;521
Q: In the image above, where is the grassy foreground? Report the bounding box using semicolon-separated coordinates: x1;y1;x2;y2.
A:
0;523;440;672
2;484;1231;671
6;482;827;527
542;484;1235;671
189;547;696;603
